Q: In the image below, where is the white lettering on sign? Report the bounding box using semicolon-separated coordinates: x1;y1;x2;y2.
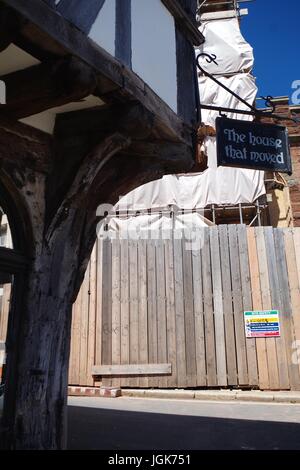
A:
222;127;285;165
225;145;247;160
224;128;246;144
250;152;284;165
248;132;282;150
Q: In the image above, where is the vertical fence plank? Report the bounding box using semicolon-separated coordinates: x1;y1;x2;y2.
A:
274;229;300;390
202;228;217;386
101;239;112;387
284;229;300;380
256;227;280;389
147;240;158;387
191;235;206;387
156;238;168;387
111;238;121;388
293;229;300;291
165;237;178;387
69;303;76;385
264;227;290;389
210;227;227;387
71;285;82;385
228;225;248;386
87;244;97;386
79;261;90;386
129;239;139;387
219;225;237;386
120;239;130;387
182;239;197;387
95;238;103;385
0;284;11;343
247;228;269;390
138;239;149;387
293;228;300;378
173;236;187;387
238;225;258;387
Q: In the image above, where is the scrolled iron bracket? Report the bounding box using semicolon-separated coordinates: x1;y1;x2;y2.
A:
261;96;276;114
196;52;300;124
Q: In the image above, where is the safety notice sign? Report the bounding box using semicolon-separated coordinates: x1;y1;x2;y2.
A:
244;310;280;338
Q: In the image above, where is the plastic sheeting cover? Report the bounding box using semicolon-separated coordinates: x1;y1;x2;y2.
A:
109;17;266;225
197;17;254;75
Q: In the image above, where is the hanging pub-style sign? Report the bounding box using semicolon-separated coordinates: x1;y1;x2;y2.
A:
216;117;292;175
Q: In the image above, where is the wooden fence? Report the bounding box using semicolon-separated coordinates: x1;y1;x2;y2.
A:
68;226;300;391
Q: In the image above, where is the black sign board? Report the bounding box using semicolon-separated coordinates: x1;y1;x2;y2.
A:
216;117;292;174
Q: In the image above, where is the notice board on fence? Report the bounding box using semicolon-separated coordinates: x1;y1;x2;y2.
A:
244;310;281;338
216;117;292;174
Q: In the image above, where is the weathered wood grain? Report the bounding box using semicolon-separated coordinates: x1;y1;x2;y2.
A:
138;239;149;388
210;227;227;386
165;237;178;387
237;225;258;387
111;238;121;388
247;228;269;390
129;239;139;387
191;236;206;387
156;238;168;388
202;228;217;386
218;225;237;386
264;227;289;390
92;363;172;376
274;229;300;390
228;225;248;386
256;227;280;390
173;235;187;387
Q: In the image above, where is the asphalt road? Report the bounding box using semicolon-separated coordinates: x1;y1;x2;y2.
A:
67;396;300;450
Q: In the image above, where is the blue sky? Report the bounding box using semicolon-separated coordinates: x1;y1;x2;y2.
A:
241;0;300;104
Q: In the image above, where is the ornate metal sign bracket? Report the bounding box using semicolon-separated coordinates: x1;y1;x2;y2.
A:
196;53;300;124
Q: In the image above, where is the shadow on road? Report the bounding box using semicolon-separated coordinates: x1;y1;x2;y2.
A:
68;405;300;450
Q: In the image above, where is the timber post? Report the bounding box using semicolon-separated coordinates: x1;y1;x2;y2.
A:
0;0;199;449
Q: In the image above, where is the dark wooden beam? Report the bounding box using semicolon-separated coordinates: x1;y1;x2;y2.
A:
0;57;97;119
0;4;25;52
55;0;106;35
115;0;132;67
175;0;200;126
2;0;193;145
121;140;194;168
161;0;204;46
0;114;52;172
54;103;157;141
0;247;28;273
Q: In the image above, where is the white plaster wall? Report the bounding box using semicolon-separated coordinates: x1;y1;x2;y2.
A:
131;0;177;112
0;45;40;75
89;0;116;57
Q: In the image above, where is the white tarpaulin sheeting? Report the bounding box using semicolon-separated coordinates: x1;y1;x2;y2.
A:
192;17;265;205
100;211;212;235
196;72;266;205
197;17;254;75
106;17;266;231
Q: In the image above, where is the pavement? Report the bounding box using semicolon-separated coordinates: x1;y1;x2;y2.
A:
67;395;300;450
121;388;300;403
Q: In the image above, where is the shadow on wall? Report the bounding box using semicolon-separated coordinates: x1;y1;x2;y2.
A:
68;406;300;450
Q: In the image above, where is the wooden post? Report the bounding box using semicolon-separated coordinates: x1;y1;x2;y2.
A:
0;100;194;448
0;126;132;449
